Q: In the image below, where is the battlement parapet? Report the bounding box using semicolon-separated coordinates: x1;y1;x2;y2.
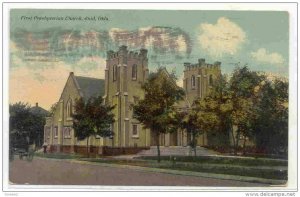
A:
184;59;221;71
107;45;148;60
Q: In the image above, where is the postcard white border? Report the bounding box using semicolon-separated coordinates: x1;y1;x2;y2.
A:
1;0;298;194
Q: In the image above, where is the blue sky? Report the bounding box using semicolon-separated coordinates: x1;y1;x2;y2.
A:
10;9;289;108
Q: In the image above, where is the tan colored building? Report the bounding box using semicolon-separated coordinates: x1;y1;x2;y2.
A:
44;46;223;154
44;73;105;152
181;59;223;146
104;46;150;148
183;59;221;105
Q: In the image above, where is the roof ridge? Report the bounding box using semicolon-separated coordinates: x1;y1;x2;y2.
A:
74;76;104;80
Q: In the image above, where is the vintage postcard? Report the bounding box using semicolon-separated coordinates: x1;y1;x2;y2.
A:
2;2;298;195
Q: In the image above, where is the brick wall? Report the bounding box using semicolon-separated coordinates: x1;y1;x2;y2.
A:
49;145;149;156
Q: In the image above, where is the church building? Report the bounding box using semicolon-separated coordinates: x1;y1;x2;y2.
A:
44;46;222;155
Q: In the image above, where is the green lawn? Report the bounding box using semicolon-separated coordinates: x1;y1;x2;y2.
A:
34;153;287;181
137;155;287;166
83;156;287;180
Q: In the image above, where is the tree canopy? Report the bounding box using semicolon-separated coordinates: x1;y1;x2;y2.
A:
9;102;46;150
197;67;288;155
72;96;115;155
132;68;185;162
251;78;288;154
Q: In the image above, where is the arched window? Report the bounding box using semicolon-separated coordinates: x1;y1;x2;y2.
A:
209;75;213;86
54;126;58;138
132;64;137;80
66;99;72;118
113;65;117;81
64;127;71;138
132;124;138;137
191;75;196;89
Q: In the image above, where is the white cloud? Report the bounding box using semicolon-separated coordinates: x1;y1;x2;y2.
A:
198;17;246;57
261;72;288;82
251;48;285;65
176;35;187;53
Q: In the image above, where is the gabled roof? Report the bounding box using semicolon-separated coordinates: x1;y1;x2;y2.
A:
156;67;179;88
73;75;105;101
58;72;105;102
156;67;190;109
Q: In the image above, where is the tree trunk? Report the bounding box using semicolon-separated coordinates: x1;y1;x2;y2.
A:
242;136;246;155
86;136;89;157
234;132;240;156
156;132;161;163
229;123;237;155
192;132;197;157
230;124;235;153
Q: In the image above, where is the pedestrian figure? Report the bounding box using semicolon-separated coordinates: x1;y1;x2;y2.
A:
42;141;48;154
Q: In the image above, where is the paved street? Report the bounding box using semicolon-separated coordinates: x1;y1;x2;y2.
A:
9;157;268;186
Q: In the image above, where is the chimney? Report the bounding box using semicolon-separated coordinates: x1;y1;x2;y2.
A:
36;102;38;107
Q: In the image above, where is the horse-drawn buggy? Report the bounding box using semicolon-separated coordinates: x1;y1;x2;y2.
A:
10;140;35;161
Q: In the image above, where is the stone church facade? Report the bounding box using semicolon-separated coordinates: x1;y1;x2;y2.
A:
103;46;151;148
44;46;222;154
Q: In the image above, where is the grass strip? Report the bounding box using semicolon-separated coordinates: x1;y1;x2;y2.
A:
137;156;287;166
82;158;287;180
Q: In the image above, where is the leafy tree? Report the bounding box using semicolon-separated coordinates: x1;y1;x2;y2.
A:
173;66;286;156
49;102;58;115
72;96;115;156
199;68;263;155
190;75;232;149
251;78;288;155
9;102;46;151
228;67;264;154
132;68;185;162
10;102;32;151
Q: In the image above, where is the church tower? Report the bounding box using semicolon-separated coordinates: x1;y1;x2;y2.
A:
183;59;221;105
104;46;150;147
182;59;222;146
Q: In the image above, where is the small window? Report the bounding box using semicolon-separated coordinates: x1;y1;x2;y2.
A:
113;65;117;81
132;124;138;137
191;75;196;89
132;64;137;80
46;127;50;139
54;126;58;138
66;99;72;118
64;127;71;138
209;75;213;86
